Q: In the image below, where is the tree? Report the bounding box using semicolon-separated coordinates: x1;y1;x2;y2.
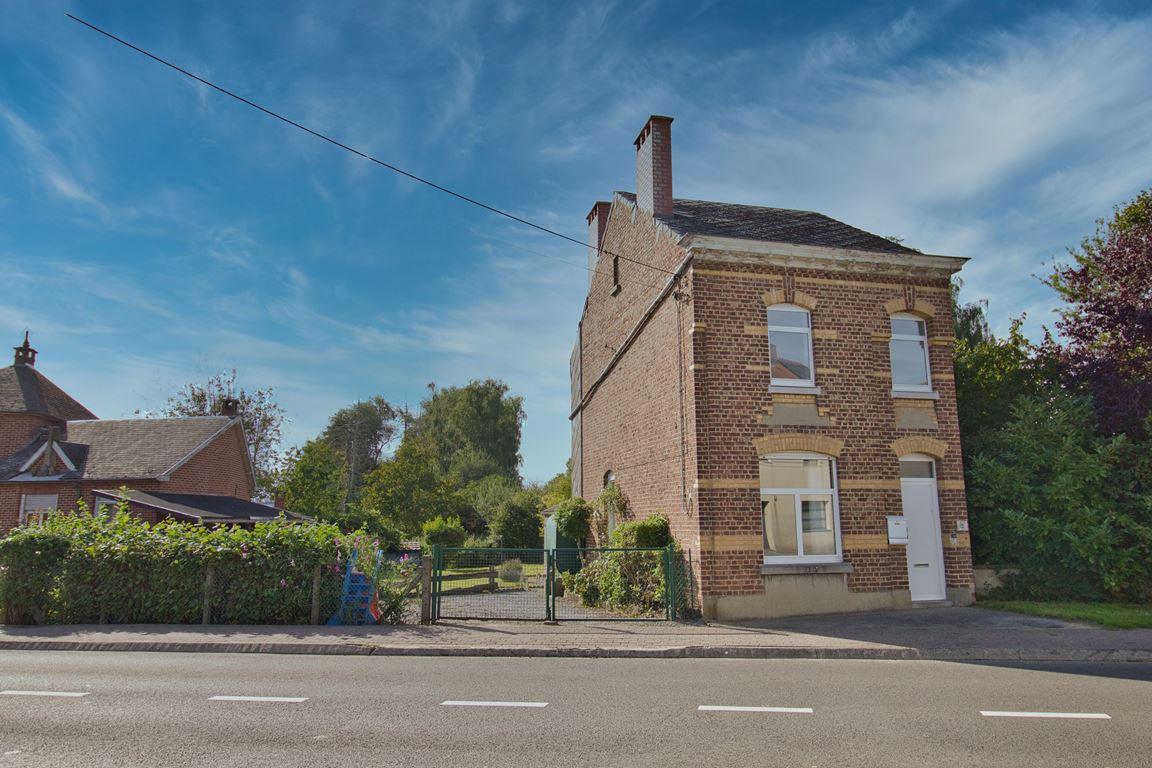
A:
969;389;1152;600
408;379;525;484
1045;190;1152;437
540;463;573;508
280;441;346;523
461;474;521;525
149;369;285;495
319;397;398;507
490;490;543;548
359;439;466;535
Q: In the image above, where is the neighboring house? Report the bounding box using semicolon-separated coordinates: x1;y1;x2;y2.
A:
571;116;974;620
0;335;299;531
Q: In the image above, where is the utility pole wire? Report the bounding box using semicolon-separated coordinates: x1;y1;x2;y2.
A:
66;13;678;279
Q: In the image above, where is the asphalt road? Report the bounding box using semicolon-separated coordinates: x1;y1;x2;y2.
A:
1;652;1150;767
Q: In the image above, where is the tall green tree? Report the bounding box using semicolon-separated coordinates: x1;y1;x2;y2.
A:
359;439;466;535
408;379;525;484
147;369;285;495
319;397;398;506
280;440;346;522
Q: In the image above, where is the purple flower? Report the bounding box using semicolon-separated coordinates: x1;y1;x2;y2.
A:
279;578;288;589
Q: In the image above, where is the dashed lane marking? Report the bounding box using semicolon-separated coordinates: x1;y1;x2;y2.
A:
209;695;308;703
980;711;1111;720
699;705;814;714
0;690;89;698
441;700;548;708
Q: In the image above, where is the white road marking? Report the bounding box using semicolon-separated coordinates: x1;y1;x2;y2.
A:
209;695;308;703
980;711;1111;720
699;705;814;714
0;690;89;698
441;700;548;708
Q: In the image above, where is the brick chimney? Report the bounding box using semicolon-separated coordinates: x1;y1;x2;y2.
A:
13;331;36;367
220;397;241;418
634;115;674;216
586;201;611;281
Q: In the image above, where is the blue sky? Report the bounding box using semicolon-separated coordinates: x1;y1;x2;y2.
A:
2;0;1151;482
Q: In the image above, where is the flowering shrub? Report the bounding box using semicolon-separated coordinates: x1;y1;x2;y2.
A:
0;501;392;625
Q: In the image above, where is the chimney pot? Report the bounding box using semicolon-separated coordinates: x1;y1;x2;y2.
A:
634;115;674;216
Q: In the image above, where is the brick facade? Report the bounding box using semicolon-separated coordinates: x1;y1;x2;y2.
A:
572;117;974;619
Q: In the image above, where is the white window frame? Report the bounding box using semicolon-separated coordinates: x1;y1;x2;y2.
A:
20;494;59;526
889;312;933;393
766;304;815;388
760;452;843;564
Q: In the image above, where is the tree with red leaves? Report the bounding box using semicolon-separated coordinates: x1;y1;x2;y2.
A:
1046;190;1152;438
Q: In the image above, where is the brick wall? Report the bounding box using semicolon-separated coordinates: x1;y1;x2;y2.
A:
689;260;972;599
0;413;55;458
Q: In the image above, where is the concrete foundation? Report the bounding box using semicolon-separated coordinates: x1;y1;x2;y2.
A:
702;573;912;620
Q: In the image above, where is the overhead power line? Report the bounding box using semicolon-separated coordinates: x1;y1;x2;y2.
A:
66;13;679;280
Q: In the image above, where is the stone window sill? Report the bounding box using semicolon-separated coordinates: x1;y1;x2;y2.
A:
760;562;854;576
770;385;822;395
891;390;939;400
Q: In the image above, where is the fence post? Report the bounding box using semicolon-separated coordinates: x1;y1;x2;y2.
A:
432;545;442;621
545;549;553;622
310;564;322;625
201;563;214;625
420;554;433;625
665;543;676;621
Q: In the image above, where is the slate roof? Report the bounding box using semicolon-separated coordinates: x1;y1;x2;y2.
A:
93;489;305;524
617;192;920;255
0;364;97;421
58;417;237;480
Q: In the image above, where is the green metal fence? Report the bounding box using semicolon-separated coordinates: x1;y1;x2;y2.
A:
431;544;681;622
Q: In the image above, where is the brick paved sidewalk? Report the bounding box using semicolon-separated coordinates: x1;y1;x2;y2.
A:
1;607;1150;661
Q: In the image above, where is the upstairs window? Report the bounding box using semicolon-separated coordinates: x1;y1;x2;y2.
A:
766;305;814;387
890;313;931;391
20;494;58;526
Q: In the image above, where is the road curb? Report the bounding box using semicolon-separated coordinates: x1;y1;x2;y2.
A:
2;639;1150;662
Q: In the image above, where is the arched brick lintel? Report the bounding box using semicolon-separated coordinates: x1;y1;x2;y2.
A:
884;297;937;319
891;436;948;459
762;289;818;311
754;433;844;458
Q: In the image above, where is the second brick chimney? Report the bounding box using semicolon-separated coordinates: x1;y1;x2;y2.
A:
586;201;612;280
634;115;673;216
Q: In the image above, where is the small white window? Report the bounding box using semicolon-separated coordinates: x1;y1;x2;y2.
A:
95;498;120;518
760;453;841;563
20;494;58;526
890;313;932;391
767;305;814;387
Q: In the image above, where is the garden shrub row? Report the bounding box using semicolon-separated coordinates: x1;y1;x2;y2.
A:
0;503;406;625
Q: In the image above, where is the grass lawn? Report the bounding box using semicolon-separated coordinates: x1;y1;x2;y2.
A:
980;600;1152;629
439;562;545;591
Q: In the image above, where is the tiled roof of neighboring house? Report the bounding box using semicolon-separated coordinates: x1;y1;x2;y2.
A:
617;192;920;255
0;364;97;421
93;489;306;524
61;417;237;480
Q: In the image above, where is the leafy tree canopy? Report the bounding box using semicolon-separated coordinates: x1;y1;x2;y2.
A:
359;439;466;535
318;396;398;506
408;379;525;484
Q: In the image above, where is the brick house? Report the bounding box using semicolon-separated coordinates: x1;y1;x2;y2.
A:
0;336;298;531
570;116;974;619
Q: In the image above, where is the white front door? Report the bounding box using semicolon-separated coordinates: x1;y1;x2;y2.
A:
900;460;946;602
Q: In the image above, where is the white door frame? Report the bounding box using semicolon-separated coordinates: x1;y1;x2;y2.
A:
899;456;946;601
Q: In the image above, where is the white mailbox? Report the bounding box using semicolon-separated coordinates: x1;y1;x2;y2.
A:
886;515;909;545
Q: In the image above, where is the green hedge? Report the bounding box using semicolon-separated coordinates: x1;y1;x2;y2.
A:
0;505;404;625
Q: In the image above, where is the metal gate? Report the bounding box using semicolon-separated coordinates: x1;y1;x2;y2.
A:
431;545;679;622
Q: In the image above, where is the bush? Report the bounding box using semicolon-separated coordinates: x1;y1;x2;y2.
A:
564;549;667;615
0;505;388;625
490;491;543;548
497;559;523;583
421;516;467;549
553;497;592;544
610;514;671;548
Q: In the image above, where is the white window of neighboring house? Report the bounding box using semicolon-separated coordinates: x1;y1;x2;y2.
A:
95;498;120;518
766;305;814;387
20;494;58;526
760;453;841;564
890;313;932;392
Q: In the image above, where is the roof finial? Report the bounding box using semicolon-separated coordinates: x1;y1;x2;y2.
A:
14;331;37;367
